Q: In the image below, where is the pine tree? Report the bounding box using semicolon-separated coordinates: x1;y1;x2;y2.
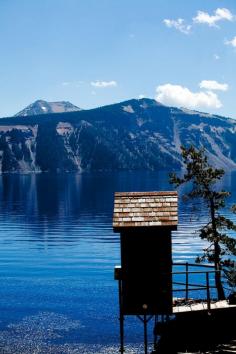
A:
170;145;236;300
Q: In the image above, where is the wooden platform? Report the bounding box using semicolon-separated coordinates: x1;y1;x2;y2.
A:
173;300;236;313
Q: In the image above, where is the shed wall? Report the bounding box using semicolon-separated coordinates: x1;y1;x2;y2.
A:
120;227;172;315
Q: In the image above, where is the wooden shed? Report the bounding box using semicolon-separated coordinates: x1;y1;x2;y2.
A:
113;191;178;315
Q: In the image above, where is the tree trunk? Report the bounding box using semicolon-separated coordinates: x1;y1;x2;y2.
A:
214;241;225;300
210;198;225;301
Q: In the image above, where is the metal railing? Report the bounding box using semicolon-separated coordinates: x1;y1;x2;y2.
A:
172;262;221;311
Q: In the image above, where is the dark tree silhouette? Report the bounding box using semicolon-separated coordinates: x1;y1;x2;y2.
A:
170;145;236;300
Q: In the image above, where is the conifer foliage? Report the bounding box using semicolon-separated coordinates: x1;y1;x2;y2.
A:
170;146;236;300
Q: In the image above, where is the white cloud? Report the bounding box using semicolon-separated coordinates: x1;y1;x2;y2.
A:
214;54;220;60
62;82;70;86
225;36;236;47
91;80;117;88
163;18;191;34
155;84;222;109
193;8;234;27
199;80;228;91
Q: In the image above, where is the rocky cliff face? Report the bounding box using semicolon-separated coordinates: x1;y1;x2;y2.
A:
0;98;236;173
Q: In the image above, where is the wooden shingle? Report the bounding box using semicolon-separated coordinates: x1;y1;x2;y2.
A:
113;191;178;229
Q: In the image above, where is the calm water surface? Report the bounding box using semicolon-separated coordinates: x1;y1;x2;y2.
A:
0;171;235;353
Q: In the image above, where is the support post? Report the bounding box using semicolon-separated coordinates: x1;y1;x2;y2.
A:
118;278;125;354
137;315;153;354
144;314;148;354
153;315;158;351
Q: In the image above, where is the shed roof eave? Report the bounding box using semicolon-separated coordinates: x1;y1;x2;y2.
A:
113;225;178;232
114;191;177;197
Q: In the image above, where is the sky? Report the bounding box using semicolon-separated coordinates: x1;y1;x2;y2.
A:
0;0;236;118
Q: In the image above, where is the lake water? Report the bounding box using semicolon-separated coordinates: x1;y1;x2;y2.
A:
0;171;235;353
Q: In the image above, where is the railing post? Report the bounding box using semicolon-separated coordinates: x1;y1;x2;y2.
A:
206;272;211;311
186;262;189;301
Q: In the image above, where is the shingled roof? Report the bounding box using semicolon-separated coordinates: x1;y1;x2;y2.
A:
113;191;178;229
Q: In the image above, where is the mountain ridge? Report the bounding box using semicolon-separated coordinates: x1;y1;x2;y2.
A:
0;98;235;173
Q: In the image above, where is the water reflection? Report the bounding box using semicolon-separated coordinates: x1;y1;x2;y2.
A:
0;170;235;250
0;171;174;246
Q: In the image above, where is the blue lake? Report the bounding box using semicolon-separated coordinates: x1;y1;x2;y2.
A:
0;171;235;353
